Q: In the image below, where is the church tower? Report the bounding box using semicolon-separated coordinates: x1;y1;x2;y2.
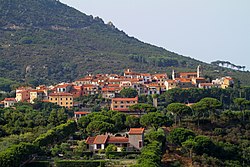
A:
197;65;202;78
172;69;175;80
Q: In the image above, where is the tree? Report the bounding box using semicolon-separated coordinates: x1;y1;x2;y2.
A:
129;103;157;116
105;144;117;158
167;103;192;126
86;121;114;134
120;88;138;98
111;113;126;132
167;128;195;145
199;98;222;121
191;101;208;127
146;128;165;143
193;135;215;156
125;115;140;128
233;98;250;121
140;112;168;130
182;138;197;158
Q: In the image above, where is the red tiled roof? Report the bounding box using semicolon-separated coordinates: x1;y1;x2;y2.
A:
102;87;121;92
74;111;90;115
30;89;45;93
107;137;129;143
140;74;151;77
199;83;214;86
113;108;130;112
107;84;120;87
56;84;72;88
112;97;138;102
129;128;145;135
93;135;108;144
83;84;96;88
4;98;16;101
49;92;73;96
76;78;92;81
86;137;96;144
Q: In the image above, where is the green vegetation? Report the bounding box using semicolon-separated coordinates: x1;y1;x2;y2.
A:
0;0;250;86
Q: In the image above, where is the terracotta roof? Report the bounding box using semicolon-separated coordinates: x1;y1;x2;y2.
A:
76;78;92;81
112;97;138;102
74;111;90;115
128;128;145;135
140;73;151;77
93;135;108;144
49;92;73;96
199;83;214;86
113;108;130;112
107;137;129;143
86;137;96;144
30;90;45;93
107;84;120;87
56;84;72;88
4;98;16;101
166;80;178;83
102;87;121;92
83;84;96;88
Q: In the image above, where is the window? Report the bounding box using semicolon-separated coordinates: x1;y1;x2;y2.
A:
61;102;63;105
66;102;68;105
97;144;101;149
55;98;57;100
121;101;124;104
139;141;143;148
50;98;53;100
61;98;63;100
121;105;124;108
66;98;68;100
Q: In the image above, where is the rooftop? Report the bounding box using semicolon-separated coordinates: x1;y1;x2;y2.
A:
128;128;145;135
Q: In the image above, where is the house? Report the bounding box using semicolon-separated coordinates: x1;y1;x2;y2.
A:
49;92;73;108
110;97;138;114
86;128;144;152
56;83;72;93
74;111;90;120
145;83;161;95
165;80;179;90
70;85;83;98
3;98;16;108
16;90;30;102
82;84;100;95
198;83;221;89
30;90;47;103
212;77;234;89
102;87;122;99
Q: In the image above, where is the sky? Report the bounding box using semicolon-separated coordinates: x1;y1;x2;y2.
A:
60;0;250;70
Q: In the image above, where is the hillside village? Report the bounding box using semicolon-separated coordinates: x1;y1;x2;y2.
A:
1;66;233;111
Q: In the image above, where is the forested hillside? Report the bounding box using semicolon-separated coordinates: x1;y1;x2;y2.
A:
0;0;250;85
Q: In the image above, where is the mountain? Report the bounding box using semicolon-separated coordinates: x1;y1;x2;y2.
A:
0;0;249;86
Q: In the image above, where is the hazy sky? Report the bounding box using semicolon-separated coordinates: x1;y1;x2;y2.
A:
60;0;250;70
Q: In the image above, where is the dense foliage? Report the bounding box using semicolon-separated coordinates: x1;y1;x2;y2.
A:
0;142;39;167
0;0;250;85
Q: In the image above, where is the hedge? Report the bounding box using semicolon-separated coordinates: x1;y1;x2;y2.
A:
107;151;140;159
0;142;39;167
23;161;50;167
55;160;106;167
33;120;77;147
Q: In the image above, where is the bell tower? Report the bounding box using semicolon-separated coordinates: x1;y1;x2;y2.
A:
197;65;202;78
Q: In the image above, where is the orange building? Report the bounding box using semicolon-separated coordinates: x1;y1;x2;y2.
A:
111;97;138;113
49;92;73;108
